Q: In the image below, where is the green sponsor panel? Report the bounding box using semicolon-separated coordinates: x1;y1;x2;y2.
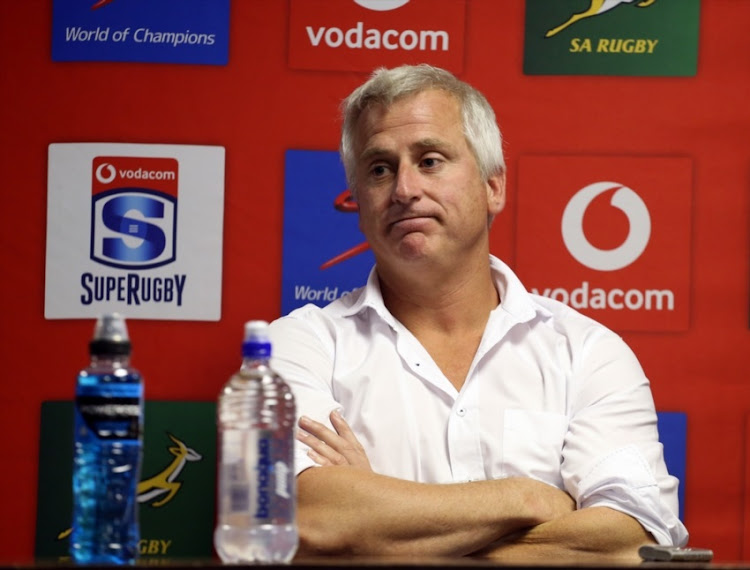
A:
524;0;700;76
34;401;217;561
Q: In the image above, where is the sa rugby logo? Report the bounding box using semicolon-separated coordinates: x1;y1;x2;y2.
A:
35;401;217;559
545;0;656;38
524;0;700;76
57;434;203;543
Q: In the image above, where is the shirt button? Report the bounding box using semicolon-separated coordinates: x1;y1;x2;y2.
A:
457;407;466;417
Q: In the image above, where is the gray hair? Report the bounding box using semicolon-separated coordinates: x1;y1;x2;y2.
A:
339;64;505;192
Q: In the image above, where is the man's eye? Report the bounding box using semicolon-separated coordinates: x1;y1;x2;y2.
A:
370;164;389;177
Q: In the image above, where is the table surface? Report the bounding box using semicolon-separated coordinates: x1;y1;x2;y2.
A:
1;555;743;570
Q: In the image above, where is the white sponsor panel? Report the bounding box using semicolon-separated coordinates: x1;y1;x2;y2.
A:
45;142;225;320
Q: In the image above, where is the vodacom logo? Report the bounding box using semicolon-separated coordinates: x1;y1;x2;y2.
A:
95;162;116;184
354;0;410;10
561;181;651;271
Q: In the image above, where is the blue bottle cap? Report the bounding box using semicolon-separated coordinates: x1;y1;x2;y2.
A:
242;320;271;358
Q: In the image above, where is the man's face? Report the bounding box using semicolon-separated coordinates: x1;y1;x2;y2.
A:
352;89;505;270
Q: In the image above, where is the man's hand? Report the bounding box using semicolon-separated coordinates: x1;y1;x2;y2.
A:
294;411;577;556
472;506;655;563
297;411;373;472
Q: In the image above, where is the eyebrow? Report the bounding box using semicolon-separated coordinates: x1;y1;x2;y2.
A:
358;138;454;163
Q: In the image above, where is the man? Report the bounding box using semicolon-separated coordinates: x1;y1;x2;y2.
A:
269;64;688;561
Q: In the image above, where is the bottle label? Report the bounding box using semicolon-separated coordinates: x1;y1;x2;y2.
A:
76;396;142;440
255;434;293;519
219;428;295;525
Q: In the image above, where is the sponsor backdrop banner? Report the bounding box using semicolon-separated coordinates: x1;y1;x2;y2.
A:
281;150;374;316
52;0;230;65
34;401;216;561
45;143;225;321
524;0;700;76
4;0;750;562
288;0;467;73
516;155;693;332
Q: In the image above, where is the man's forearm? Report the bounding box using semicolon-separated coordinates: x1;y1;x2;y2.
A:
296;466;575;557
472;506;655;563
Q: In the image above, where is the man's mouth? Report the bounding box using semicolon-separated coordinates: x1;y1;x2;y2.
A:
388;214;434;232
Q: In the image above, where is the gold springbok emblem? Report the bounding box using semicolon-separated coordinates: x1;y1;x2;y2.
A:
137;433;202;507
57;433;202;540
545;0;657;38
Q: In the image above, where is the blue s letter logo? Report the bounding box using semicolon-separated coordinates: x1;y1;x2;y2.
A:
91;190;177;270
102;195;166;262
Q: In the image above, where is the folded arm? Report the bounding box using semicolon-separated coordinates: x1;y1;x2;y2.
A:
297;463;575;556
296;412;656;559
473;505;655;563
296;412;575;556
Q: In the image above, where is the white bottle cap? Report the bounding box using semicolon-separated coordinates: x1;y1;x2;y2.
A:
93;313;130;342
244;320;270;342
90;313;131;356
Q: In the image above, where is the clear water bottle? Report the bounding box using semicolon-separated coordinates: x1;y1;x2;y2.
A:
71;313;144;565
214;320;298;563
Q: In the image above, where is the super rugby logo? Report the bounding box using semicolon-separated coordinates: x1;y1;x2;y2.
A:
90;156;178;270
561;181;651;271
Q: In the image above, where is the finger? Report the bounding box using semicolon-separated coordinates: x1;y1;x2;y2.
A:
298;415;343;446
296;422;348;465
306;447;332;466
298;432;343;465
330;410;361;445
329;409;353;437
330;411;368;455
298;414;372;470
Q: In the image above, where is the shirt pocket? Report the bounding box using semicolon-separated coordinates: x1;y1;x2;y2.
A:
502;409;568;487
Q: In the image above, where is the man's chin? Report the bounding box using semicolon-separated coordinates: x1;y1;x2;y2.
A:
395;234;434;262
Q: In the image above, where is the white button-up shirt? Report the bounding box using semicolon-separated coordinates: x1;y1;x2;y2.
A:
269;256;688;547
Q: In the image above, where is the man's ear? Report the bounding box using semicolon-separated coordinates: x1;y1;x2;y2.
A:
487;170;506;217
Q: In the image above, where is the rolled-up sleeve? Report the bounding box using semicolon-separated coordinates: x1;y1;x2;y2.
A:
561;328;689;546
269;310;340;476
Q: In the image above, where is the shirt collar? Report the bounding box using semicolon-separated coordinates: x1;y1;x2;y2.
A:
488;255;552;323
335;256;550;327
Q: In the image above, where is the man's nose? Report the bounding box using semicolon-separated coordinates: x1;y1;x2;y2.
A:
392;166;421;203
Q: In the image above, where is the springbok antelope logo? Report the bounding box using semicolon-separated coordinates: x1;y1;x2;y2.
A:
57;433;202;540
136;433;202;507
545;0;657;38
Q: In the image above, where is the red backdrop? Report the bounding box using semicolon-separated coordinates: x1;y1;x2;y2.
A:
1;0;749;562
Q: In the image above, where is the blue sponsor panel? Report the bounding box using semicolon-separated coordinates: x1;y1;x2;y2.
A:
281;150;374;316
52;0;230;65
656;411;687;521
